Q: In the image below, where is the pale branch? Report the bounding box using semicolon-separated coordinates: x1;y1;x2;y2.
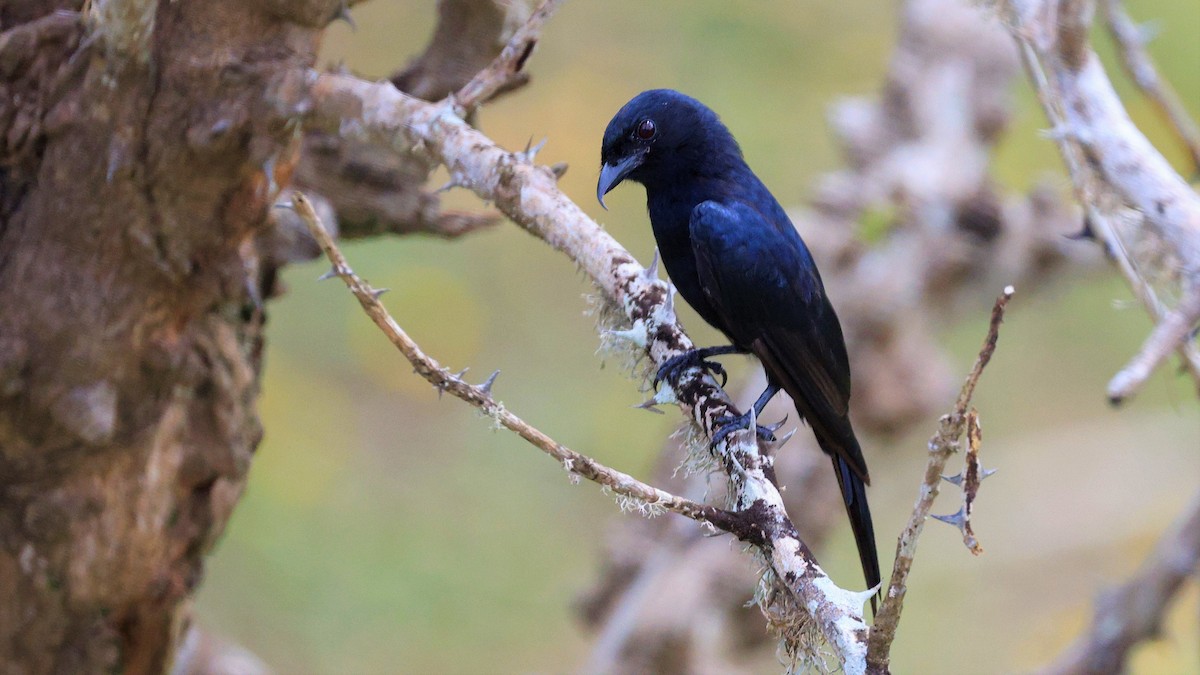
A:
451;0;564;113
1042;489;1200;675
289;191;745;532
998;0;1200;402
866;286;1014;673
1100;0;1200;173
1108;289;1200;402
303;73;875;672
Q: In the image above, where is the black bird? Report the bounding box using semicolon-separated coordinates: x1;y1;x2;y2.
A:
597;89;880;605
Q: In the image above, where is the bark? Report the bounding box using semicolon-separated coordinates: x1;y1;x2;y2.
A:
0;0;541;670
0;1;323;671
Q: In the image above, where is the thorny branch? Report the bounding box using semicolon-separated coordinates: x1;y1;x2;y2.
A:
866;287;1014;672
1042;489;1200;674
290;191;747;533
303;74;877;672
943;411;989;557
997;0;1200;402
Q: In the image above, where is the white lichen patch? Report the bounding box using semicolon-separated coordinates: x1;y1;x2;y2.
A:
751;550;827;674
483;402;506;431
601;486;667;518
672;421;722;481
587;291;651;382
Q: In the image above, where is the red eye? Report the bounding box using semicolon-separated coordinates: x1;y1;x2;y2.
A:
635;119;656;140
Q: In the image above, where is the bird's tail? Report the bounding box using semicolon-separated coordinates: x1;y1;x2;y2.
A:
829;451;881;615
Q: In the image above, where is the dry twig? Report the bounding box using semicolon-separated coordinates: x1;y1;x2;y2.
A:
866;286;1014;672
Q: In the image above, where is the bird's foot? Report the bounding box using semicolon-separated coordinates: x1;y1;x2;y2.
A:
654;350;728;388
711;412;785;446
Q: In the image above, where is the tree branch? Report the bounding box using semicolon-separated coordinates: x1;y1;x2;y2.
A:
998;0;1200;402
1041;489;1200;674
866;287;1014;672
302;73;875;672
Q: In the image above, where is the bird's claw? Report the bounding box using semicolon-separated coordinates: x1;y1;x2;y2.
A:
654;351;728;388
711;412;777;446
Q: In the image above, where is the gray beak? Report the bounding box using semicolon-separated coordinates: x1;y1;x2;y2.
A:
596;152;646;210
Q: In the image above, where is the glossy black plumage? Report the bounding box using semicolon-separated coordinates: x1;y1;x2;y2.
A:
598;90;880;604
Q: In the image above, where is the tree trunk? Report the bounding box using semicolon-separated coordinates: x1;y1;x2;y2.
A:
0;1;323;671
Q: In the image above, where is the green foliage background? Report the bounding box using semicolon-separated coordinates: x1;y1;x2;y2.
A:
196;2;1200;672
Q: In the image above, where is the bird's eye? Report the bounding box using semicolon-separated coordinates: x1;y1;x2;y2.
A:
634;119;656;140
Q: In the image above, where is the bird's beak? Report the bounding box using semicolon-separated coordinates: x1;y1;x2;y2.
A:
596;151;646;210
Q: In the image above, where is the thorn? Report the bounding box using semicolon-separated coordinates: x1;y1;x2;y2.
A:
775;429;797;447
333;1;356;30
633;399;666;414
437;172;467;193
764;415;789;433
847;584;881;611
520;137;548;162
643;250;660;281
549;162;569;179
435;369;467;399
941;472;964;486
747;403;758;434
932;508;966;529
981;467;999;479
1065;216;1096;242
1041;124;1081;143
478;370;500;396
317;268;338;281
662;283;676;316
604;326;648;348
370;287;390;299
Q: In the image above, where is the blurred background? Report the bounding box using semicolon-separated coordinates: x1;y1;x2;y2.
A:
194;1;1199;672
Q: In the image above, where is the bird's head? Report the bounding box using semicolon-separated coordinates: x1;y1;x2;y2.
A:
597;89;738;208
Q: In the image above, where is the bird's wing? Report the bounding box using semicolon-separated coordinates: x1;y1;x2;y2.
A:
692;199;880;601
690;200;866;481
